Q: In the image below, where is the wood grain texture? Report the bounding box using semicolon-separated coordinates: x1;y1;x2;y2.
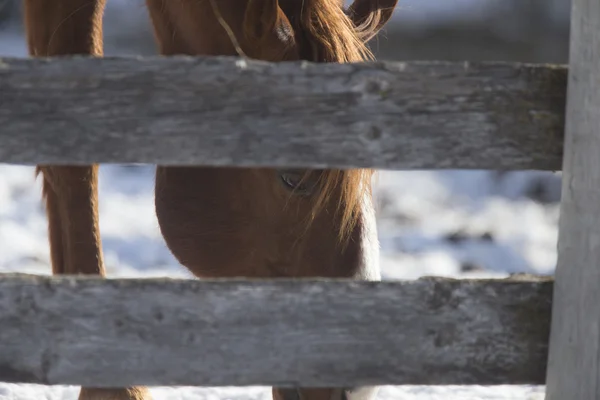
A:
0;274;552;387
545;0;600;399
0;56;566;170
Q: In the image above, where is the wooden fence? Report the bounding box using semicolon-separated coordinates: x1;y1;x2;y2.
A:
0;0;597;398
0;274;551;387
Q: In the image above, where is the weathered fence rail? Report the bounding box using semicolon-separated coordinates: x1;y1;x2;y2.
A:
0;57;565;170
0;274;551;387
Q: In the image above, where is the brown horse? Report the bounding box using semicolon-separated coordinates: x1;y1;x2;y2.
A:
22;0;398;399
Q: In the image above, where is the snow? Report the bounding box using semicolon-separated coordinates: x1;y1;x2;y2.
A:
0;165;553;400
0;1;555;398
0;383;547;400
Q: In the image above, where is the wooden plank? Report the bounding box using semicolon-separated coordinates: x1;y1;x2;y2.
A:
0;274;552;387
0;57;566;170
544;0;600;399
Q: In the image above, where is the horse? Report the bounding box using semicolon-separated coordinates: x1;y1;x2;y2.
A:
21;0;398;399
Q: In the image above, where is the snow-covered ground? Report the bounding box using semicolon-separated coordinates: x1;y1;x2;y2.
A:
0;166;553;399
0;382;546;400
0;1;557;398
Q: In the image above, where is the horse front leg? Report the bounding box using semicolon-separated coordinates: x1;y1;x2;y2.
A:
37;166;104;276
23;1;151;399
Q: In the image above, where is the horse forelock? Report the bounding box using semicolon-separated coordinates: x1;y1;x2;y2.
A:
238;0;376;244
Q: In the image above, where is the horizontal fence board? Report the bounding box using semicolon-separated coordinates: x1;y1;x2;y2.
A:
0;274;552;387
0;56;566;170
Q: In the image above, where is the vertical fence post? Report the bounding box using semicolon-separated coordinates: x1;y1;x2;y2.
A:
545;0;600;399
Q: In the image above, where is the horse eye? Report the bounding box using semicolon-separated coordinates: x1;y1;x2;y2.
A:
278;170;317;196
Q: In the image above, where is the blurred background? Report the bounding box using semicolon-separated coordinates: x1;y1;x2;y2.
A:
0;1;567;398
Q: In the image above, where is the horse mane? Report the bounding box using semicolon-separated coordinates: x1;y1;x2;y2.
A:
287;0;375;244
292;0;375;63
242;0;377;244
